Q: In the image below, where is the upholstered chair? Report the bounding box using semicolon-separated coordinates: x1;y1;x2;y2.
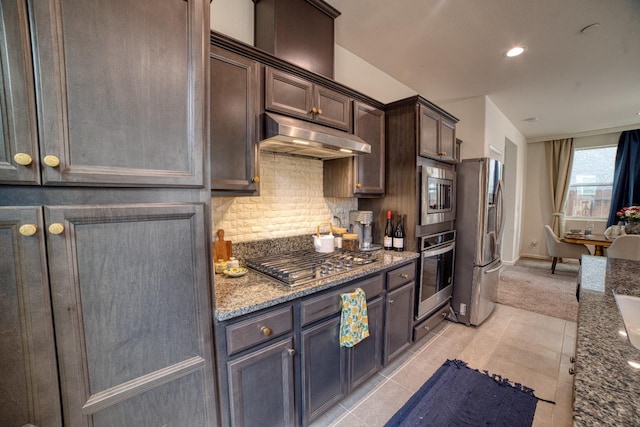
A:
606;235;640;260
544;225;590;274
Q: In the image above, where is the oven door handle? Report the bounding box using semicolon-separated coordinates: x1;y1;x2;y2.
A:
422;242;455;257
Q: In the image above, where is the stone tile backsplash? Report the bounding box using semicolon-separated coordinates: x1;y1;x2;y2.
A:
212;152;357;243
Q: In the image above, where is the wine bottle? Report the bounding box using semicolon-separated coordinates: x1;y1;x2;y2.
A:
392;214;405;252
383;210;393;250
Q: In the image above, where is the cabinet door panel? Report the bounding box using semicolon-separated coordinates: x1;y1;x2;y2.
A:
0;207;62;426
419;106;440;159
0;2;40;184
314;86;352;131
31;0;206;187
301;317;348;424
350;296;383;391
440;118;457;162
353;102;385;195
384;282;415;363
265;68;313;120
45;203;216;426
227;337;296;427
210;46;259;193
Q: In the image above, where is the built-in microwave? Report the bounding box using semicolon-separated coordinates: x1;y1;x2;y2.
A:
420;161;456;228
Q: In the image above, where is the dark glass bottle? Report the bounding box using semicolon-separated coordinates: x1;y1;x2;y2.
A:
392;214;405;252
383;210;393;250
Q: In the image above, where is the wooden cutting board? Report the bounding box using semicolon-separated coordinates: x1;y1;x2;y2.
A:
214;229;232;262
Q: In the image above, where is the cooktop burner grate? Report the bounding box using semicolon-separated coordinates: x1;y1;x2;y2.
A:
246;250;378;287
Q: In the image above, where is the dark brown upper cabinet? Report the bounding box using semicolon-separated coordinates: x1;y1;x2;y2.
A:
265;67;352;132
419;104;458;163
210;45;260;195
25;0;207;187
0;1;40;185
254;0;340;79
324;101;385;197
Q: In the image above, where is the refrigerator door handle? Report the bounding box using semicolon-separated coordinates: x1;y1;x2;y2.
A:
496;179;506;240
484;261;503;274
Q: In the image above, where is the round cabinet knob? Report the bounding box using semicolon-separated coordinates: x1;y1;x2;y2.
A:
43;155;60;167
310;107;318;114
19;224;38;236
568;368;575;375
356;183;362;188
252;176;260;184
48;223;64;235
287;348;295;356
317;108;323;115
388;299;394;304
14;153;33;166
260;326;272;336
442;151;447;156
400;273;409;279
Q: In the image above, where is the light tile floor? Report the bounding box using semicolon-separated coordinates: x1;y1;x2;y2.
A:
311;303;576;427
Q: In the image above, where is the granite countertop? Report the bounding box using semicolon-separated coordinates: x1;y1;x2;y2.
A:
574;255;640;426
213;250;419;321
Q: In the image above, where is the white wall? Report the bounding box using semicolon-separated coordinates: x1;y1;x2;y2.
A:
520;132;622;259
440;96;486;159
210;0;254;44
334;45;416;104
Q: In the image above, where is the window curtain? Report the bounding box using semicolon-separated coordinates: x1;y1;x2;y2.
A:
545;138;574;235
607;129;640;226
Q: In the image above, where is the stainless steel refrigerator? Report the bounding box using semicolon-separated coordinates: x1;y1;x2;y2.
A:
451;157;504;325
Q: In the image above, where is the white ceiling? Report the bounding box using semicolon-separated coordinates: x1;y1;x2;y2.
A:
325;0;640;141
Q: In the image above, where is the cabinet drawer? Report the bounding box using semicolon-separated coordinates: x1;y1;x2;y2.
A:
387;262;416;291
226;305;293;356
413;303;450;342
301;274;384;327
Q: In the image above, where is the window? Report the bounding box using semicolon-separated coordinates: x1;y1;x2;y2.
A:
565;146;617;218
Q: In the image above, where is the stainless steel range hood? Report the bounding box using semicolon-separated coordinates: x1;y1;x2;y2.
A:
259;112;371;160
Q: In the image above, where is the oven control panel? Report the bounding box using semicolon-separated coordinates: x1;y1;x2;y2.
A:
421;230;456;250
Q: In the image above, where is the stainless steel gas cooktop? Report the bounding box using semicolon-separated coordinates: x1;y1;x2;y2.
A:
246;250;378;287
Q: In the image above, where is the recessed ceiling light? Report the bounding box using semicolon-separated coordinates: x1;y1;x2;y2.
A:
580;23;600;34
522;116;540;122
505;46;526;58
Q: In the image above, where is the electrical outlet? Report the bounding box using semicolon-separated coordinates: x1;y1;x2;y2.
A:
460;303;466;316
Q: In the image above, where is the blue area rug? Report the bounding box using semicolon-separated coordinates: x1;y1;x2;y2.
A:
385;359;553;427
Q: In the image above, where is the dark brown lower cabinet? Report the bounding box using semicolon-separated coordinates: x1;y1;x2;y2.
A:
300;295;384;425
350;296;384;390
384;282;415;363
216;260;416;427
301;316;349;424
227;337;296;427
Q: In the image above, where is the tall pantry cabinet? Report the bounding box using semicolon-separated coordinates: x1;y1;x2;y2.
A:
0;1;218;426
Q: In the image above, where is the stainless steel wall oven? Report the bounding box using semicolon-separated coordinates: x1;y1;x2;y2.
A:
416;230;456;320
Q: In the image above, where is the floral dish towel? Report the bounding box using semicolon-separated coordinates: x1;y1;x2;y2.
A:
339;287;369;347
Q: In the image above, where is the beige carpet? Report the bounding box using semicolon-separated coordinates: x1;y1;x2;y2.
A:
497;258;580;322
